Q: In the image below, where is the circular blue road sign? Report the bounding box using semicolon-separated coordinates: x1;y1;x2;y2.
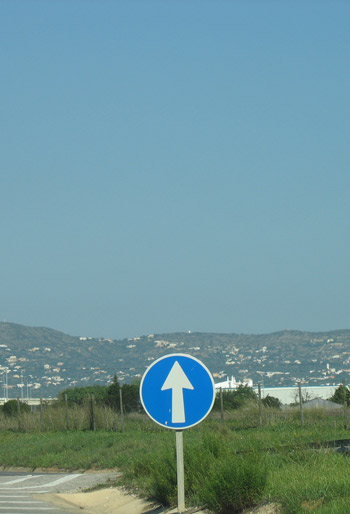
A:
140;353;215;430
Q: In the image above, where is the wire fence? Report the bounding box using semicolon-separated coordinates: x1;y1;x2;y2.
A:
0;386;348;433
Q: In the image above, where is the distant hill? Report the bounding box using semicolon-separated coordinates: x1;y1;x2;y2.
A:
1;322;350;397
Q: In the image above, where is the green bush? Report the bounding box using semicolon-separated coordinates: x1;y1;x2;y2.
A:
106;375;121;409
262;395;282;409
2;400;30;417
329;384;350;406
57;379;141;414
140;431;267;513
197;453;267;514
58;385;108;406
121;383;141;413
213;386;257;411
147;446;177;506
107;378;141;413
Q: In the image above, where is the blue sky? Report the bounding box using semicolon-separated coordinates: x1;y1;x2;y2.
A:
1;1;350;339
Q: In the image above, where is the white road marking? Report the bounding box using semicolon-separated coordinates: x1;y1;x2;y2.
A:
0;508;57;511
0;473;83;490
0;476;43;485
0;491;51;495
0;501;43;503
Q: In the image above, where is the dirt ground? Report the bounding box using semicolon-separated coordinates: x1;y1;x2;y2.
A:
40;487;281;514
40;488;205;513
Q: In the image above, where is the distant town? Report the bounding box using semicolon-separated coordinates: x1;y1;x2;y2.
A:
1;323;350;398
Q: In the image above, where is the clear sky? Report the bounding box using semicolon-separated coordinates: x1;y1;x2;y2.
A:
1;1;350;340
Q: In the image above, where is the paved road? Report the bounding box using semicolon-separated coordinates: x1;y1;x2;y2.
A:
0;471;120;513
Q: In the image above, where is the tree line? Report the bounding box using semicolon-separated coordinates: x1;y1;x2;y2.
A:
57;375;141;413
57;382;282;413
3;381;348;419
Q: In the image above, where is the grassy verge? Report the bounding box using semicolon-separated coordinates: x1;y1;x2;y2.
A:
0;429;172;470
1;408;350;512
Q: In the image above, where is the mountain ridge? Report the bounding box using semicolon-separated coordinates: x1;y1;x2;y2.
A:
1;322;350;397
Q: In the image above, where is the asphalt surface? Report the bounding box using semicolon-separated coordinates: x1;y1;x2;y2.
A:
0;471;120;514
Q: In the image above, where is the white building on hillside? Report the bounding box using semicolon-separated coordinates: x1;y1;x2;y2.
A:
214;376;253;391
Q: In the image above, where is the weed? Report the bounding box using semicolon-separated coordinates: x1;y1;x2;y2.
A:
0;408;350;513
195;452;267;514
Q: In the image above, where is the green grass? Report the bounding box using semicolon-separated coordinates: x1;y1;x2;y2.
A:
1;406;350;512
0;429;175;470
265;450;350;513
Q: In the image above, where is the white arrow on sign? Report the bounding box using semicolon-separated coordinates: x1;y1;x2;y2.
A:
161;361;194;423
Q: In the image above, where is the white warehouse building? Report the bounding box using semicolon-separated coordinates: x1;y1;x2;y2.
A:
214;377;341;405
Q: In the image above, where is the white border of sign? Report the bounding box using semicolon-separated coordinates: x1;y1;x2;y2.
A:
140;353;215;430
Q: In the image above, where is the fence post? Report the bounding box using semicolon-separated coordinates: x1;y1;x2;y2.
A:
40;397;44;431
220;388;225;424
17;398;21;430
343;380;347;429
64;394;70;430
90;394;96;431
119;388;124;432
298;382;304;427
258;383;262;427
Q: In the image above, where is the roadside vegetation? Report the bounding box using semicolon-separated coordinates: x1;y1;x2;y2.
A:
1;384;350;513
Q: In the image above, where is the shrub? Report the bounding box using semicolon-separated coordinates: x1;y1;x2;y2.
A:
2;400;30;417
106;375;121;410
262;395;282;409
140;431;267;513
107;378;141;413
214;386;258;411
147;446;177;506
58;385;108;406
329;384;350;406
121;383;141;413
197;453;267;514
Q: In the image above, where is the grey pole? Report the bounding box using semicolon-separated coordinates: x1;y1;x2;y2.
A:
220;387;225;424
342;380;347;428
119;388;125;432
176;430;185;513
298;382;304;427
5;372;8;401
64;394;70;430
258;383;262;427
90;394;96;431
17;397;21;431
40;398;44;431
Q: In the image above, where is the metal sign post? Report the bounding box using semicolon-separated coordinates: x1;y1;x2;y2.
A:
176;430;185;513
140;354;215;512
